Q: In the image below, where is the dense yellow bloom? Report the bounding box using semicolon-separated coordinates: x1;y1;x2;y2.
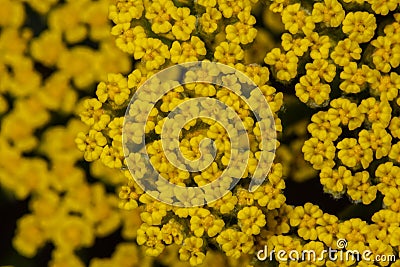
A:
295;75;331;105
57;0;400;264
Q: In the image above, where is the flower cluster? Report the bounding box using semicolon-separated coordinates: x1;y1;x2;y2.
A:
77;0;290;265
76;0;400;265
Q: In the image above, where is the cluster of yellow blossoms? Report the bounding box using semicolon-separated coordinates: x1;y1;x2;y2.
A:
3;0;400;266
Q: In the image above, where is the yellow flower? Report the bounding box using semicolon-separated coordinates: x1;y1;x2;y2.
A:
346;171;377;205
100;141;124;169
320;166;350;196
328;98;364;130
96;73;130;105
207;191;238;214
79;98;110;130
337;138;373;169
111;24;146;55
214;41;244;64
359;97;392;128
179;236;205;266
389;142;400;163
264;48;298;81
330;38;362;67
305;59;336;82
316;213;339;247
358;125;392;159
302;137;336;170
342;11;377;43
281;3;315;35
171;7;196;41
307;32;331;60
237;206;266;235
199;7;222;34
52;215;95;251
312;0;345;27
295;75;331;106
369;71;400;101
144;0;175;34
190;214;225;237
13;215;46;258
339;63;371;94
281;33;311;57
161;219;184;245
136;224;165;256
383;187;400;212
337;218;369;250
375;162;400;195
307;111;342;141
390;117;400;138
216;229;254;259
134;38;170;70
30;30;66;67
290;203;323;240
75;130;107;162
109;0;144;23
170;36;207;63
369;0;399;15
371;36;400;73
225;11;257;45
